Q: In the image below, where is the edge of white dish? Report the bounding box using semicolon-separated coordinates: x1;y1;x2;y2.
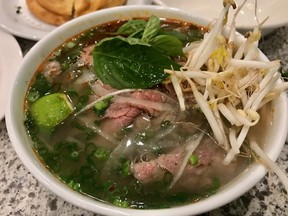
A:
0;30;22;120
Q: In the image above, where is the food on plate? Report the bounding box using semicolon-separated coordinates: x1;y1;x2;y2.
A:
26;0;126;26
26;0;71;25
36;0;74;16
23;0;288;209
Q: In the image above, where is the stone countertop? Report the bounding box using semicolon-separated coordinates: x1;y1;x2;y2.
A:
1;26;288;216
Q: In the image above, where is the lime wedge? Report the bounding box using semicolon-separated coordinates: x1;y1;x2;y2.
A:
30;93;73;130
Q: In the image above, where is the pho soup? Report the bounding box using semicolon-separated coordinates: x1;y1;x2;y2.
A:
24;16;262;209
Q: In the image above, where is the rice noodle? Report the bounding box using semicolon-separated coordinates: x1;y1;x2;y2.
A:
170;132;204;188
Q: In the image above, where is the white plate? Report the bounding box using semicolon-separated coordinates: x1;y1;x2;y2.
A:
0;0;56;41
153;0;288;36
0;0;153;41
0;30;22;120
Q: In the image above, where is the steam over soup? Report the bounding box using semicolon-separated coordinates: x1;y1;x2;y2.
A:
24;16;260;209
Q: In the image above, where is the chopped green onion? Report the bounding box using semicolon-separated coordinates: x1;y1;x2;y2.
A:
66;41;76;48
27;91;40;103
93;97;112;116
113;196;129;208
68;179;81;191
161;120;172;128
94;148;110;160
70;151;79;159
118;159;131;177
189;154;199;166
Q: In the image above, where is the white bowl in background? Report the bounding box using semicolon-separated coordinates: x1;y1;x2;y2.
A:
5;5;288;216
153;0;288;36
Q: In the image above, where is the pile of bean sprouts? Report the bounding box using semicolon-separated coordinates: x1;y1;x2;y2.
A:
166;0;288;192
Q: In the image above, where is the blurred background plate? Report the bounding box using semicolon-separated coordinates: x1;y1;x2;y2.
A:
0;0;56;41
153;0;288;36
0;30;22;120
0;0;153;41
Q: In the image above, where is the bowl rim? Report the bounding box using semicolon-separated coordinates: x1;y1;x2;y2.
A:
5;5;288;216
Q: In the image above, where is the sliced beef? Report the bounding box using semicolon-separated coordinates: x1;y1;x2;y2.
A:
80;44;95;66
157;151;184;175
131;90;166;116
100;103;141;134
132;90;164;103
100;90;174;134
43;60;61;82
130;137;233;192
131;150;183;184
130;160;165;184
105;103;139;119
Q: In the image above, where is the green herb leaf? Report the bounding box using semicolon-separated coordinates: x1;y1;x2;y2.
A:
150;34;183;56
50;42;81;71
159;28;204;44
29;73;52;99
75;94;89;111
93;37;180;89
117;19;147;35
142;15;160;42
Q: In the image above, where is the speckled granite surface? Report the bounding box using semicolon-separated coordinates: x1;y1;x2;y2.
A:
0;25;288;216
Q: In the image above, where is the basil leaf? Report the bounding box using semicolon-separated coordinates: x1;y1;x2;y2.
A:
142;15;160;42
97;36;149;47
117;19;147;35
93;37;180;89
159;28;204;44
150;34;184;56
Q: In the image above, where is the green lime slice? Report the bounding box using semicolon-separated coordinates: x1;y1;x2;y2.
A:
30;93;73;130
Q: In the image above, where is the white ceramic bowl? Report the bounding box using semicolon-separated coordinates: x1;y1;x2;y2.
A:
153;0;288;36
5;5;288;216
